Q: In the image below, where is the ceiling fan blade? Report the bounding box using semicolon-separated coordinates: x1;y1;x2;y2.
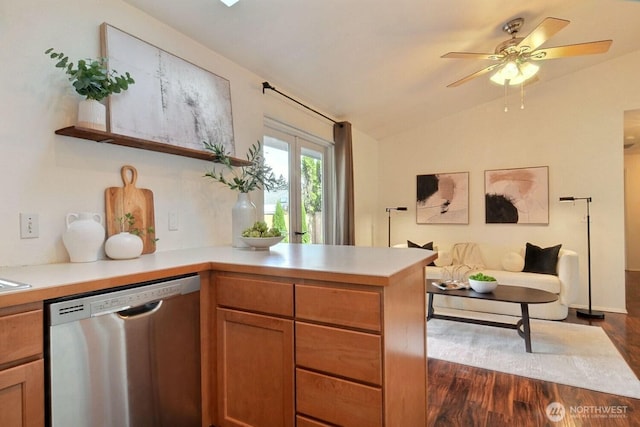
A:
446;64;502;87
441;52;499;60
517;17;570;52
530;40;613;60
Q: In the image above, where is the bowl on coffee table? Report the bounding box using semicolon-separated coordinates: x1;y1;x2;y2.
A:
468;273;498;293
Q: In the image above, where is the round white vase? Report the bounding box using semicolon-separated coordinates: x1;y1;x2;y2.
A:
232;192;257;248
105;232;143;260
77;99;107;131
62;212;105;263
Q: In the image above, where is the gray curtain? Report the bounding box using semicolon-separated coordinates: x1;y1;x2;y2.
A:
334;121;355;245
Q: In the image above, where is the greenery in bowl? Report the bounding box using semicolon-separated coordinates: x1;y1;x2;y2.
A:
45;48;135;101
203;140;286;193
468;272;496;282
241;221;282;238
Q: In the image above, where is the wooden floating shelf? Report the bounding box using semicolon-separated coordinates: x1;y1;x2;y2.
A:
55;126;252;166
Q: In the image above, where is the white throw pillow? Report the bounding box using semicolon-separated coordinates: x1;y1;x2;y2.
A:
434;250;453;267
502;251;525;272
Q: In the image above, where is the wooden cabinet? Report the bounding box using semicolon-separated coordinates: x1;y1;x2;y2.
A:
213;265;427;427
215;274;295;427
0;302;44;427
294;271;427;426
295;284;384;426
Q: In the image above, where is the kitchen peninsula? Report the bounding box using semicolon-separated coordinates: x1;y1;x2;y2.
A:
0;243;434;426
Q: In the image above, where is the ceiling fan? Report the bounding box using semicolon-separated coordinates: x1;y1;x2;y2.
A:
442;17;613;88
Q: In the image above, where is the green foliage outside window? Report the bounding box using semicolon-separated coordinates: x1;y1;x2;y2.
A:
272;200;288;243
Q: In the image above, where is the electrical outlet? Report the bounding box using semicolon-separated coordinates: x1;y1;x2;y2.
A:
168;211;178;231
20;213;39;238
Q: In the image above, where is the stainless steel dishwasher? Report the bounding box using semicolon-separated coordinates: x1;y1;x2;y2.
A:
46;274;201;427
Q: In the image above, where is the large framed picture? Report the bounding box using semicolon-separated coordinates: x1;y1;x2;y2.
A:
485;166;549;224
102;23;235;155
417;172;469;224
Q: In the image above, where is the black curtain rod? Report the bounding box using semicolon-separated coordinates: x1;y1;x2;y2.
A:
262;81;340;126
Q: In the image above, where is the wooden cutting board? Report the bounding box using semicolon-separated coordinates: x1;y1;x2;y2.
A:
105;165;156;254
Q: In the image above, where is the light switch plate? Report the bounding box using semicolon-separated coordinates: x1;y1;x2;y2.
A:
20;213;39;238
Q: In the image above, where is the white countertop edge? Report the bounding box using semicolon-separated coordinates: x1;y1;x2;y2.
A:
0;244;435;295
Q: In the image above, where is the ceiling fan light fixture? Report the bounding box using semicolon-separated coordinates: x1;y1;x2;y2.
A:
503;61;519;79
219;0;239;6
490;61;539;86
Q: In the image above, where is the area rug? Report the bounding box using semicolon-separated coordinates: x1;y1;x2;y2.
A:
427;316;640;399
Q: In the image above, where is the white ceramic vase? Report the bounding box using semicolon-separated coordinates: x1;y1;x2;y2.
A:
77;99;106;131
105;232;143;260
62;212;105;263
232;192;257;248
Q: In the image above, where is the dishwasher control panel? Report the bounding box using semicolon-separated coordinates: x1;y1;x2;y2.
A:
48;274;200;326
90;283;183;316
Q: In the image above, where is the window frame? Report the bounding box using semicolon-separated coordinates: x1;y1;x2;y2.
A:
264;117;335;244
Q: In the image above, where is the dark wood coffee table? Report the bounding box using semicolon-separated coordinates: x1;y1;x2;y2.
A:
427;284;558;353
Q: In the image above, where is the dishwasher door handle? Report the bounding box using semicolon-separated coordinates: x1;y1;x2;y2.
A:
117;300;163;319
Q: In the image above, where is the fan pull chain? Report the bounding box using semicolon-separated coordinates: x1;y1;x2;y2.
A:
520;83;525;109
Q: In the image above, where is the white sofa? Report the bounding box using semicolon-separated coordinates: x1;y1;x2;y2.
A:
410;242;579;320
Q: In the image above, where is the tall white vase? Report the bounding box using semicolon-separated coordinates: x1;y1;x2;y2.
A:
62;212;105;262
77;99;106;131
232;192;257;248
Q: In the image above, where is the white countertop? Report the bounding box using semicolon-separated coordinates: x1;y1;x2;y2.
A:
0;244;435;307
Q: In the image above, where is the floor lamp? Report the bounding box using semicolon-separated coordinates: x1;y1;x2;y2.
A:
559;196;605;319
386;207;407;247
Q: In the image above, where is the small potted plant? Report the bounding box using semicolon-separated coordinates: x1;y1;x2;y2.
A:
203;140;285;247
45;48;135;131
105;213;156;259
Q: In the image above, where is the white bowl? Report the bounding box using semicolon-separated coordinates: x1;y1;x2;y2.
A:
468;279;498;293
239;236;284;250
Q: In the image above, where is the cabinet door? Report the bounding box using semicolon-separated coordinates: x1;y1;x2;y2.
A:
217;308;294;427
0;359;44;427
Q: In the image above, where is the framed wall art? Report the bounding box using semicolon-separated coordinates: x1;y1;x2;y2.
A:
484;166;549;224
102;23;235;155
417;172;469;224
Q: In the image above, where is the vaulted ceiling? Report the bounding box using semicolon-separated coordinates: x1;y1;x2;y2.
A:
123;0;640;140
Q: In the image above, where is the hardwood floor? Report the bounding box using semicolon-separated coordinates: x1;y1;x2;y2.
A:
427;271;640;426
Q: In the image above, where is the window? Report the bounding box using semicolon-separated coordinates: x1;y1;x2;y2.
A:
263;119;334;244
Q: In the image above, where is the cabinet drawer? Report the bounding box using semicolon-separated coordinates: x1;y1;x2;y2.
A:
296;369;382;427
0;308;43;366
216;275;293;317
296;322;382;385
295;284;381;331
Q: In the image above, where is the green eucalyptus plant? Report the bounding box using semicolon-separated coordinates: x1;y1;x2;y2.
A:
116;213;157;243
45;48;135;102
203;140;286;193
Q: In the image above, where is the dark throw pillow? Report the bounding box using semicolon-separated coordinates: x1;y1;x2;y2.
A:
523;243;562;275
407;240;435;266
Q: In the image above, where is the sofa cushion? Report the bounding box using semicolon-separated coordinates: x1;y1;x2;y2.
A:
434;250;452;267
486;270;561;294
523;243;562;275
408;240;435;266
501;251;524;272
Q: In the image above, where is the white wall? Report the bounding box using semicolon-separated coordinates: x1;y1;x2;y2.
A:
371;51;640;314
0;0;354;267
625;152;640;271
352;128;379;247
